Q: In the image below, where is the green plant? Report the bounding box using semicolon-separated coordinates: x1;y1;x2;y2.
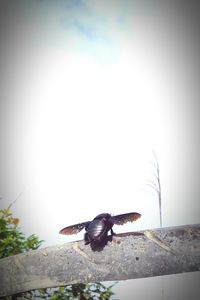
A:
0;205;43;258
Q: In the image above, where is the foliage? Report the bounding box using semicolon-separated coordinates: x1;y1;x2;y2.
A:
17;282;115;300
0;205;116;300
0;205;43;258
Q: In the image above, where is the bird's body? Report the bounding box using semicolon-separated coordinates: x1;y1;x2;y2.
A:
59;212;141;247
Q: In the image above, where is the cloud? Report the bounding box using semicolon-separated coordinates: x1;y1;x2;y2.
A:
59;1;111;41
57;2;123;63
60;18;100;41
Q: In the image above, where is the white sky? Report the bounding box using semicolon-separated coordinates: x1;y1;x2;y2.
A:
0;1;200;299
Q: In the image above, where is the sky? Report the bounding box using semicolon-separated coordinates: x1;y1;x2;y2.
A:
0;1;200;299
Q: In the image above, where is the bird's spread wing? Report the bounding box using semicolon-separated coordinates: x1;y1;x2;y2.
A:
59;221;90;235
110;212;141;225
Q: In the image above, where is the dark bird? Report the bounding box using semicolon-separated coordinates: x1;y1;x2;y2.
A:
59;212;141;250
